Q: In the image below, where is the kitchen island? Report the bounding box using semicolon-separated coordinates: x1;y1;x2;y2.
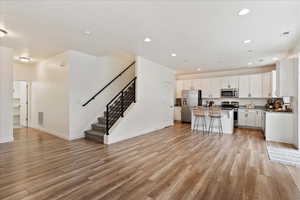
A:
191;108;234;134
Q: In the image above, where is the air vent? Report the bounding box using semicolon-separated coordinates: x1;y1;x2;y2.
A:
38;112;44;126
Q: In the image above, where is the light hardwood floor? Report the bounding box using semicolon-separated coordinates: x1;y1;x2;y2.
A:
0;124;300;200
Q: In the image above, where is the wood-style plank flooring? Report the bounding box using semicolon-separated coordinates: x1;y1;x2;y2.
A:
1;124;300;200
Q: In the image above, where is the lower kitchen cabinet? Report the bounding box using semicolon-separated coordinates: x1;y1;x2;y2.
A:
265;112;294;144
174;106;181;121
238;109;264;129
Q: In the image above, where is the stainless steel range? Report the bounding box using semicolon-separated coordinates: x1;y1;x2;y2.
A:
221;101;239;127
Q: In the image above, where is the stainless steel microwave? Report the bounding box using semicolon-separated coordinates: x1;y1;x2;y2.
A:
221;89;239;98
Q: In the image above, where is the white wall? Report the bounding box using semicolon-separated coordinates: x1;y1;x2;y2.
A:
0;47;14;143
13;62;36;81
107;56;175;144
69;51;134;139
30;52;70;139
296;55;300;149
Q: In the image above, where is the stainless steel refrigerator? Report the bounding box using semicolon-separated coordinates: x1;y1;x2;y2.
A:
181;90;202;123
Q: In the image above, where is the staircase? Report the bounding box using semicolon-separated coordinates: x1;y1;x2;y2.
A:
82;61;136;143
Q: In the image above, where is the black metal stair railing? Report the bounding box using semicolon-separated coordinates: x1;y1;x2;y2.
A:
82;61;135;107
105;77;136;135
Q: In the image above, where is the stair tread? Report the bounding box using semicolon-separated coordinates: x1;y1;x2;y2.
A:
85;130;105;136
92;123;106;128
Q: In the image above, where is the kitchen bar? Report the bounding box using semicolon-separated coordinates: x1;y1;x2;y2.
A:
191;108;234;134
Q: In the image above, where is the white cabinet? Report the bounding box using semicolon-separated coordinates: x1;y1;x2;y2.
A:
272;70;277;97
176;80;184;98
265;112;294;144
239;75;250;98
276;59;297;97
176;71;274;99
246;110;257;127
209;78;222;98
174;106;181;121
249;74;262;98
238;109;247;126
238;109;264;128
239;74;262;98
183;80;193;90
262;72;272;98
193;79;201;90
221;76;239;89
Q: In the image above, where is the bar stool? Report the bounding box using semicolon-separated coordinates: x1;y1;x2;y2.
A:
192;106;207;135
208;106;223;136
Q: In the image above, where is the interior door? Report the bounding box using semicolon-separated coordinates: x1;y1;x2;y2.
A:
19;81;29;127
163;81;175;126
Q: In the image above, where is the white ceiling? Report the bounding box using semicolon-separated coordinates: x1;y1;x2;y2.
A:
0;0;300;72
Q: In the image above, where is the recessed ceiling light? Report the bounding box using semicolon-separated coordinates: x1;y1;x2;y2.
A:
144;37;151;42
83;31;91;36
282;31;290;36
238;8;251;16
18;56;32;63
197;68;201;71
0;29;8;38
248;62;253;65
244;40;252;44
272;57;279;61
171;53;177;57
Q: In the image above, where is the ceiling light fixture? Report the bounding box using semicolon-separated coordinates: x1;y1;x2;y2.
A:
144;37;151;42
197;68;201;71
0;29;8;38
248;62;253;65
282;31;290;36
238;8;251;16
272;57;279;61
244;40;252;44
171;53;177;57
83;31;91;36
18;56;32;63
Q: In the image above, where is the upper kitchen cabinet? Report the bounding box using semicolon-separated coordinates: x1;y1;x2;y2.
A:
210;78;222;98
182;80;193;90
239;75;250;98
221;76;239;89
239;74;262;98
249;74;263;98
200;78;222;98
200;79;210;98
176;80;184;98
276;59;297;97
262;72;272;98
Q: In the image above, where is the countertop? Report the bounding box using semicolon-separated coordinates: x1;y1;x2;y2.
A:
239;106;293;113
175;105;293;113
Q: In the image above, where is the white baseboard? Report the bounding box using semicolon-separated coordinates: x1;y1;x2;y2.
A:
107;123;170;144
31;126;69;140
0;136;14;143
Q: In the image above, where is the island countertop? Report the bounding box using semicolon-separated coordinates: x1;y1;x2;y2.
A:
191;109;234;134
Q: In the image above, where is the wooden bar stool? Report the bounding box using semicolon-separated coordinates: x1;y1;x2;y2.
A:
192;106;207;135
208;106;223;136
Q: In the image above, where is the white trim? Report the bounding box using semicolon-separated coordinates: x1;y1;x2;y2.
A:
0;136;14;143
31;126;70;140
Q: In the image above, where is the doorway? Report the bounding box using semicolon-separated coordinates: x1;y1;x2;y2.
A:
13;81;30;129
